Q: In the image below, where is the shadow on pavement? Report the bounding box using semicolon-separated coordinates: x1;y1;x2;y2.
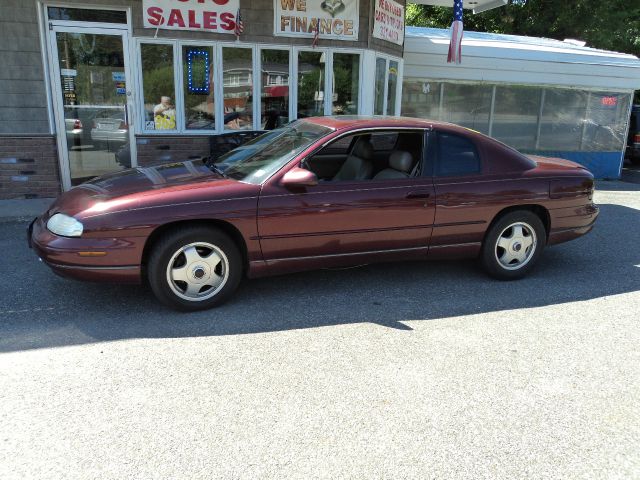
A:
1;203;639;352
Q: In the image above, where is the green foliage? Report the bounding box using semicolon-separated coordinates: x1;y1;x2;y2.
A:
406;0;640;58
143;65;174;105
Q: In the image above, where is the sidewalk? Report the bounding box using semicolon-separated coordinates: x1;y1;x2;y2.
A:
0;198;53;223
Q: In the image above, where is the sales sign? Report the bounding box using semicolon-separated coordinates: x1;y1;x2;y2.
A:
142;0;239;33
275;0;359;41
372;0;404;46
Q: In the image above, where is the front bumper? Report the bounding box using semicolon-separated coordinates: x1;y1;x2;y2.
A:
28;216;142;284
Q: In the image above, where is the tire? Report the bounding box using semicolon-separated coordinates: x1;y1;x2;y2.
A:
147;226;243;311
480;210;546;280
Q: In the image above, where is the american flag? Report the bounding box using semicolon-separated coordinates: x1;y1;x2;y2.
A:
447;0;464;63
235;8;244;38
312;18;319;48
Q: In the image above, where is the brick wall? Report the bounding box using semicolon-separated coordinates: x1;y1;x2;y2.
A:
135;136;211;167
0;136;62;199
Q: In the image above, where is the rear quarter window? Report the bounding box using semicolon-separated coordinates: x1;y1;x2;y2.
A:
436;132;481;176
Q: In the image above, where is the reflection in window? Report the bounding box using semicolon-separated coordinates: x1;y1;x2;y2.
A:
297;51;325;118
442;83;493;135
437;133;481;176
401;77;634;156
332;53;359;115
182;45;214;130
374;58;386;115
387;60;399;115
401;80;443;120
493;86;541;149
223;47;253;130
141;43;176;131
581;92;632;152
538;89;588;151
261;50;289;130
48;7;127;23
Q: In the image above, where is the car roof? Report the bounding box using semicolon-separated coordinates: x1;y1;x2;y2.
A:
300;115;475;135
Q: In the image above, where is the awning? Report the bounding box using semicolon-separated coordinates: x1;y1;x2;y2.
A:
266;85;289;97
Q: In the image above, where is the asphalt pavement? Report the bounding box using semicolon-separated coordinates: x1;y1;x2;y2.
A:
1;182;639;479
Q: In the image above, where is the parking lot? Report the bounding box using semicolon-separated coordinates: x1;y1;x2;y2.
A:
1;182;639;479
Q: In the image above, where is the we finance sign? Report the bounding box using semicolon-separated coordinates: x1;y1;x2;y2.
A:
274;0;359;41
143;0;239;33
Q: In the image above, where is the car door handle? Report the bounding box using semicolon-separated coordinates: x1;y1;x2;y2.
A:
406;191;431;199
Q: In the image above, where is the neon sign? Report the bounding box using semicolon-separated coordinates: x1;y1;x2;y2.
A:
187;49;210;95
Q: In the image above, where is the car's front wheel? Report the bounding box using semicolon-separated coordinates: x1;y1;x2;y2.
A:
147;226;242;311
481;211;546;280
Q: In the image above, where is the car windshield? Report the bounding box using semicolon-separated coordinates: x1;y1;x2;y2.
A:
213;121;332;184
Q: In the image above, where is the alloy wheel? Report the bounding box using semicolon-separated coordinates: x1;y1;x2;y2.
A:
494;222;537;270
165;242;230;301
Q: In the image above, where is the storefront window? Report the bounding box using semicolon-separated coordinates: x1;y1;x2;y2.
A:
538;88;588;151
182;46;214;130
297;51;325;118
374;58;386;115
261;49;289;129
492;86;542;149
442;83;493;135
387;60;399;115
332;53;360;115
401;79;443;120
222;47;253;130
581;92;632;152
141;43;176;131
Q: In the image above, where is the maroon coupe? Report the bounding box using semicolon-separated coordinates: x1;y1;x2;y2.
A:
29;117;598;310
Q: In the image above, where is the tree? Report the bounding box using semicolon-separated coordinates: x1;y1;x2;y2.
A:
406;0;640;58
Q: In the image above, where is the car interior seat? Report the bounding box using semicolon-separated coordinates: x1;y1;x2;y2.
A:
373;151;414;180
332;138;374;181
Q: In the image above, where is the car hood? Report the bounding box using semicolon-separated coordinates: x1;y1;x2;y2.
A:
47;160;256;219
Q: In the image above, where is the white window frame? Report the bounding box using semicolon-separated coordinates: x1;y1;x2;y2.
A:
219;44;257;131
259;47;293;129
292;46;364;120
373;53;404;116
134;39;374;135
178;41;217;134
330;49;364;116
136;38;180;135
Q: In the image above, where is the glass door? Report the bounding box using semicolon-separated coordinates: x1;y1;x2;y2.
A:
49;27;134;188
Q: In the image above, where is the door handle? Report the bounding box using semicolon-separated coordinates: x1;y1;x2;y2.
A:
406;191;431;199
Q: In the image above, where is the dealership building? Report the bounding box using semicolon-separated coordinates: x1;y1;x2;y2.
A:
1;0;639;199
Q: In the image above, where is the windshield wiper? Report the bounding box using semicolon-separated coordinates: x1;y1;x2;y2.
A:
208;162;227;178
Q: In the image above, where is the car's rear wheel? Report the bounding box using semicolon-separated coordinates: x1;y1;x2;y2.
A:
147;226;242;311
481;211;546;280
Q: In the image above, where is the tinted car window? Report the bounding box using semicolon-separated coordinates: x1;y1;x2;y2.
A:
436;133;481;176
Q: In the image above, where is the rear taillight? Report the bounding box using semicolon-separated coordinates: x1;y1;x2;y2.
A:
633;133;640;145
74;119;82;129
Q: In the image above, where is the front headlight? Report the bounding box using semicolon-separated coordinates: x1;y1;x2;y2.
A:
46;213;84;237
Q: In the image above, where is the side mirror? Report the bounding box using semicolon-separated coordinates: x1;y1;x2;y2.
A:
281;167;318;188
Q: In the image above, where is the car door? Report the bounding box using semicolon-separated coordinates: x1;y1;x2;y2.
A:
257;129;436;272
